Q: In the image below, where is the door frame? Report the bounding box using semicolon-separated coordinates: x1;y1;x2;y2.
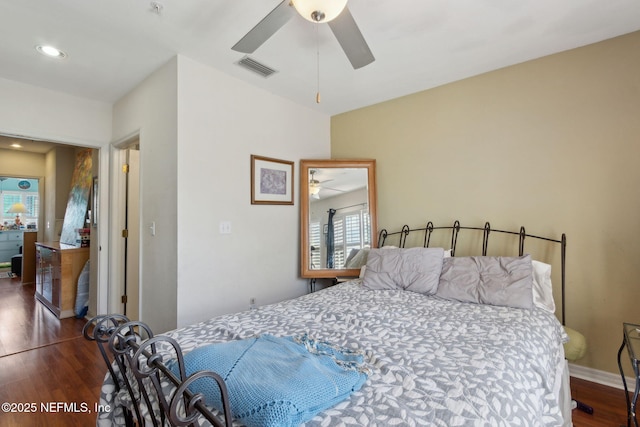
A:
108;132;141;316
0;130;110;317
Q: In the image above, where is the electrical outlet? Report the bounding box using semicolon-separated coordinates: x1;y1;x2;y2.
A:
219;221;232;234
249;297;256;310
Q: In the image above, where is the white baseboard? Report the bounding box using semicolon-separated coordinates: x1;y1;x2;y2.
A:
569;363;635;391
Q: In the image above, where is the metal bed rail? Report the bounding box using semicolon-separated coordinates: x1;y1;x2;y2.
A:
83;315;232;427
378;220;567;325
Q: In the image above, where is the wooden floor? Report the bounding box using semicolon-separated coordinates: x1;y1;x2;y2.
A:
0;271;106;427
0;271;632;426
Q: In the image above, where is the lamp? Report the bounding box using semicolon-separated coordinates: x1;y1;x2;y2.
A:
7;203;28;214
7;202;28;225
291;0;348;23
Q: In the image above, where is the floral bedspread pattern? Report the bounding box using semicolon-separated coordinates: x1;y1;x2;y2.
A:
99;281;567;427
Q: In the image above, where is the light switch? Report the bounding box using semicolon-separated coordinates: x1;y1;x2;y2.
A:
219;221;232;234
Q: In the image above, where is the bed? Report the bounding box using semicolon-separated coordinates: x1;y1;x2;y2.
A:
87;221;572;427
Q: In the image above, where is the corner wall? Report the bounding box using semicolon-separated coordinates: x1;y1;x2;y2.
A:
331;31;640;375
175;56;330;327
112;57;179;333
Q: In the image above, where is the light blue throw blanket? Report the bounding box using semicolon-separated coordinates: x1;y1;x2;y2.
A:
170;334;368;427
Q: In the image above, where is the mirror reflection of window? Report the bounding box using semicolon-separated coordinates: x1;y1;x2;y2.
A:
300;159;377;279
309;209;371;269
309;222;321;269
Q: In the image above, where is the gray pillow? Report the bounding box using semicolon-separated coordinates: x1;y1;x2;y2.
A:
345;248;370;268
436;256;481;304
363;247;444;294
437;255;534;309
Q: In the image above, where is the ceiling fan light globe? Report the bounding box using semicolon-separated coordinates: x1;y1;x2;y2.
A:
309;182;321;195
291;0;348;23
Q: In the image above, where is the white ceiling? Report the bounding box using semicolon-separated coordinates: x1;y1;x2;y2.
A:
311;167;367;198
1;0;640;116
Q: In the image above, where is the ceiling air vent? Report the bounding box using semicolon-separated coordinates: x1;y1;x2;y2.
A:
236;56;277;78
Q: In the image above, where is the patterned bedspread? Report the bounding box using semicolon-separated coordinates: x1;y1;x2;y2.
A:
99;280;568;426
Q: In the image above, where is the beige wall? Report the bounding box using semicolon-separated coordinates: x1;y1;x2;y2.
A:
331;31;640;375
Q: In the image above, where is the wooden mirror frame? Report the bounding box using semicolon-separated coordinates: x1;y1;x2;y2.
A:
300;159;377;279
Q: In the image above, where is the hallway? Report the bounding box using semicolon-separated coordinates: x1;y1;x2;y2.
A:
0;271;106;426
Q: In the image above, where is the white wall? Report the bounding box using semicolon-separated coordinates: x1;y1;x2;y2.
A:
0;76;112;318
112;54;328;331
0;76;111;145
0;55;330;333
176;56;330;327
112;58;178;333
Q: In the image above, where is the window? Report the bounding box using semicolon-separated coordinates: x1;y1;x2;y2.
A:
2;193;21;215
309;221;321;269
1;177;39;226
332;218;345;268
331;209;370;269
310;208;370;269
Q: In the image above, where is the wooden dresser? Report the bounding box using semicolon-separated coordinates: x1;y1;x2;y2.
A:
35;241;90;319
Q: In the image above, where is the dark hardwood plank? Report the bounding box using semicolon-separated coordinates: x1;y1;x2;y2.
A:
0;279;87;357
0;337;106;426
0;274;106;426
571;376;629;426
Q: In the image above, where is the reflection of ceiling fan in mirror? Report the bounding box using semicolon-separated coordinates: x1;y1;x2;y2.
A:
309;169;345;199
232;0;375;70
309;170;321;199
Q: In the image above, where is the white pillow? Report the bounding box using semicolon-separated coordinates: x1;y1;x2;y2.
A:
531;260;556;313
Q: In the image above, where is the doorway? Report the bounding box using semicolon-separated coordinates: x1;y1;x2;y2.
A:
110;141;140;321
0;135;104;318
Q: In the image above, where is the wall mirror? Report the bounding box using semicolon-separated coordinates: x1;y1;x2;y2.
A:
300;159;377;278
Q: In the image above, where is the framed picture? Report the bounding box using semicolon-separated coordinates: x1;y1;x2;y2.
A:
251;155;294;205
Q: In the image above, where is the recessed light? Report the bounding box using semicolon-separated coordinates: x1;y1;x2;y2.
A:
35;45;67;59
10;143;22;149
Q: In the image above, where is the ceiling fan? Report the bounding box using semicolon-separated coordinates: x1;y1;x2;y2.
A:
232;0;375;70
309;170;347;199
309;170;322;199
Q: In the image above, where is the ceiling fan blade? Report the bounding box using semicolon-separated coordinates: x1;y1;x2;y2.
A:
323;186;347;193
328;7;375;69
232;0;294;53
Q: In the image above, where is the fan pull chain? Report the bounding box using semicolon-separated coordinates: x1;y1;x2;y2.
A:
316;24;321;103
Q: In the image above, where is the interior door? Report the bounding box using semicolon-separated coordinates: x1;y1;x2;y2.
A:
124;148;140;321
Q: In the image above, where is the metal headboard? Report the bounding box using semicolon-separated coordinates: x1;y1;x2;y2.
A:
378;220;567;325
